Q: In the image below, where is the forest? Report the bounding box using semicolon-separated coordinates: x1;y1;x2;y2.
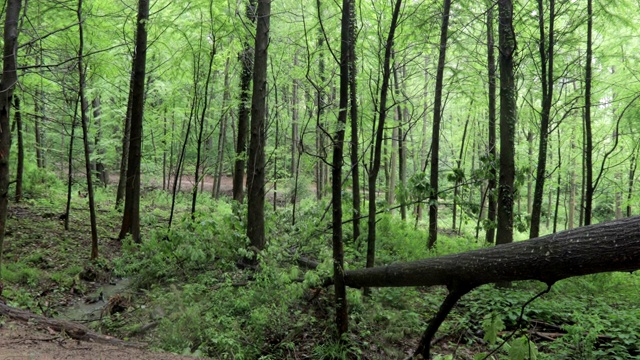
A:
0;0;638;359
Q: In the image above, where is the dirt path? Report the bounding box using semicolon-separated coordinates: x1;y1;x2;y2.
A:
0;319;197;360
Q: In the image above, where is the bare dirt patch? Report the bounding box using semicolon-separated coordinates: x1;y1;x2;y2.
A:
0;318;194;360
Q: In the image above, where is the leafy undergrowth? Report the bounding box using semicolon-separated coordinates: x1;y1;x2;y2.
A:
2;182;639;359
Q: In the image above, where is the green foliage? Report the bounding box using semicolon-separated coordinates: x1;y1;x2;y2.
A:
482;312;505;345
508;336;538;360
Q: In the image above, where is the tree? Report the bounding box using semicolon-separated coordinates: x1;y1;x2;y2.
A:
530;0;556;238
233;0;256;202
496;0;517;247
366;0;403;282
0;0;21;282
344;215;640;357
485;3;497;243
246;0;270;253
331;0;351;337
119;0;149;243
428;0;452;249
14;96;23;203
583;0;593;225
77;0;99;259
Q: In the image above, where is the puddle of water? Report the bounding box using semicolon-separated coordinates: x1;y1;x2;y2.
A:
56;278;132;322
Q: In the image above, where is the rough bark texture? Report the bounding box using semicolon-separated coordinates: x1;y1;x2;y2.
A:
428;0;452;249
119;0;149;243
246;0;270;251
496;0;516;247
345;216;640;288
0;0;21;280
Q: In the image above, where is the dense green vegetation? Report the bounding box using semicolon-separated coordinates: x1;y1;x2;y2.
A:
2;175;638;358
0;0;639;358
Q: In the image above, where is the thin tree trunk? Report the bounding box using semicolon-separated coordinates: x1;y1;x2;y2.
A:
332;0;351;337
119;0;149;243
77;0;99;259
214;57;231;199
530;0;555;238
116;71;134;208
64;99;79;231
233;0;256;202
246;0;270;253
584;0;593;225
92;96;107;186
192;28;216;218
366;0;403;288
428;0;452;249
348;0;361;241
496;0;517;248
485;4;497;243
553;132;561;233
453;107;471;232
627;154;636;217
14;96;22;203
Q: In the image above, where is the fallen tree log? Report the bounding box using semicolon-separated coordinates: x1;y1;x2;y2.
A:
344;216;640;289
0;302;146;348
342;216;640;358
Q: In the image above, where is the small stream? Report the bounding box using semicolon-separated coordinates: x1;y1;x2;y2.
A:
56;278;132;322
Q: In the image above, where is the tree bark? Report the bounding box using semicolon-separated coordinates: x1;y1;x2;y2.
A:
246;0;270;252
0;0;21;281
496;0;517;247
530;0;555;238
428;0;452;249
77;0;99;259
345;216;640;289
92;96;107;186
584;0;593;225
348;0;361;242
485;4;497;243
14;96;23;203
366;0;403;282
627;155;636;217
119;0;149;243
232;0;256;203
331;0;351;337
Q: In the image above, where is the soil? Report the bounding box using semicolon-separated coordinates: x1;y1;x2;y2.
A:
0;318;194;360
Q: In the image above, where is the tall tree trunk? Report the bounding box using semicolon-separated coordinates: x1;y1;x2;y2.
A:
246;0;270;253
428;0;452;249
192;30;216;218
584;0;593;225
332;0;351;337
348;0;361;242
530;0;555;238
232;0;256;203
485;5;497;243
569;140;576;229
119;0;149;243
553;132;561;233
366;0;403;286
496;0;517;248
315;0;326;201
0;0;21;283
14;96;23;203
77;0;99;259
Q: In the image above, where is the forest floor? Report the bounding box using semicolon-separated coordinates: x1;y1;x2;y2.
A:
0;202;196;359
